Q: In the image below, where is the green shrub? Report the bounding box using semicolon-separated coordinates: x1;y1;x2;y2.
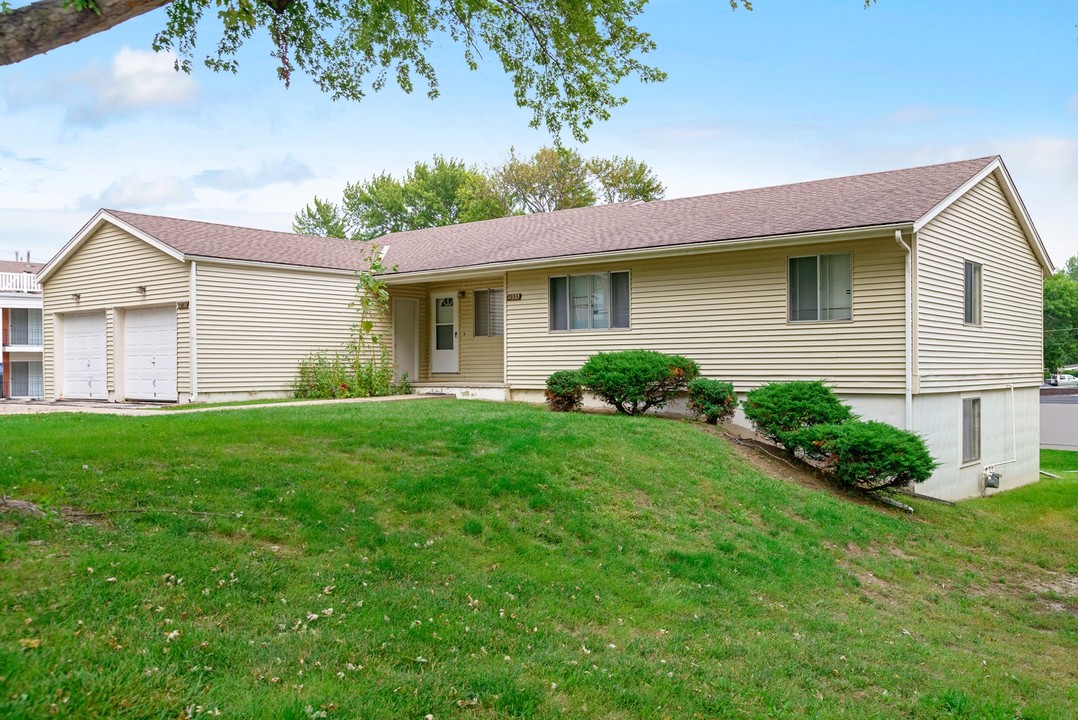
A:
743;381;854;448
294;345;410;400
545;370;584;412
579;350;700;415
687;378;738;425
790;421;939;493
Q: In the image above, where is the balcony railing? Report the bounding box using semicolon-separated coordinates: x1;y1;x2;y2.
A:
0;272;41;293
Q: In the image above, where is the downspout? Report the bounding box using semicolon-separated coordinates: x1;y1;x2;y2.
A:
894;230;913;430
189;261;199;402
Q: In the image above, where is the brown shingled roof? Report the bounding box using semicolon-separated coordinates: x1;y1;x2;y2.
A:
0;260;44;274
380;156;998;275
107;210;365;272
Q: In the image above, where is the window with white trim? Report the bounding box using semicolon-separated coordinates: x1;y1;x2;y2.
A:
788;253;852;322
962;397;981;464
549;271;630;331
963;261;982;325
473;289;504;337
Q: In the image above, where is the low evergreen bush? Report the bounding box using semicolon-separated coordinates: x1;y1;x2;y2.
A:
790;421;939;493
579;350;700;415
743;380;854;448
545;370;584;412
687;377;738;425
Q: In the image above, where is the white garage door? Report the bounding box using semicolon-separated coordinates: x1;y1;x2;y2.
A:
124;307;178;402
62;313;107;399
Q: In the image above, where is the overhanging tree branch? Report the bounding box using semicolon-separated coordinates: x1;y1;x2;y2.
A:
0;0;171;66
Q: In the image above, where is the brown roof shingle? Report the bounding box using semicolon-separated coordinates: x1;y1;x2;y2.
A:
107;210;366;272
0;260;44;274
93;157;997;277
380;156;997;275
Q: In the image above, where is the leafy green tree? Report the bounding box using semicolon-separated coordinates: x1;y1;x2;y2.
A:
0;0;677;141
295;147;664;240
587;154;666;205
293;156;509;241
494;146;665;214
1044;263;1078;372
496;146;597;214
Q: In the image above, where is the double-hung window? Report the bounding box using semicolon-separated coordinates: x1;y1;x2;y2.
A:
963;261;982;325
473;289;504;337
788;253;852;322
962;397;981;464
549;271;630;331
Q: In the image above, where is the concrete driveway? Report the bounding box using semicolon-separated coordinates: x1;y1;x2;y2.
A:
1041;394;1078;451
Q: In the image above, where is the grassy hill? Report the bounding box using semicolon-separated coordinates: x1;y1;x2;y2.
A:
1;399;1075;719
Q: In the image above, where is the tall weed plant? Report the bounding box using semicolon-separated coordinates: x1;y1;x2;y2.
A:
294;241;410;399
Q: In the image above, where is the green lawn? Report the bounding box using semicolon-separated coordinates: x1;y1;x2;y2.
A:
1;400;1075;719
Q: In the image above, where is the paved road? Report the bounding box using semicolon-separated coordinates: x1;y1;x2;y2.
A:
1042;394;1078;451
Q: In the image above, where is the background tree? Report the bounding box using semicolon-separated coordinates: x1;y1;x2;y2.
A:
495;146;596;214
494;146;665;213
0;0;678;141
295;147;665;240
293;156;509;241
1044;258;1078;372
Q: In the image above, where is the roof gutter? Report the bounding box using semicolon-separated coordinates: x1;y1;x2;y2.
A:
381;222;915;284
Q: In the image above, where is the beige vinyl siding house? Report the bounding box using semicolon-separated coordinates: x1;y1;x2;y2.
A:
40;157;1050;501
39;211;365;403
375;156;1052;501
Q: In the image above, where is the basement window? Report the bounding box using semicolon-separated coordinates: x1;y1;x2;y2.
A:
962;397;981;464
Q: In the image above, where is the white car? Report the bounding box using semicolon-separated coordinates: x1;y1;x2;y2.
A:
1048;374;1078;387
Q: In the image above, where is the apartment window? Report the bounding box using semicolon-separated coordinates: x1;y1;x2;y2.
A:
474;289;505;337
962;397;981;464
964;261;982;325
788;253;852;322
549;271;630;331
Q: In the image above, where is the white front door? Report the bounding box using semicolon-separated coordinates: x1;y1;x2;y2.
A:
431;294;458;374
392;298;419;383
124;307;178;401
62;312;107;399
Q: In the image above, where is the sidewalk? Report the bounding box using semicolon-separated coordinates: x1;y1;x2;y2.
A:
0;393;448;417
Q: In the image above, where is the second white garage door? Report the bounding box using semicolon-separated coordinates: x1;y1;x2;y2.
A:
124;307;178;402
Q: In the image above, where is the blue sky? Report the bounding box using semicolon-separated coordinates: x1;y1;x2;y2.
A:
1;0;1075;266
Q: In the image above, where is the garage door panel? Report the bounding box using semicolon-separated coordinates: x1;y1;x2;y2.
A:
124;307;177;402
62;313;107;399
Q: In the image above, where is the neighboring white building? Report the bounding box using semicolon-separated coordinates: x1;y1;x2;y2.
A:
1;260;44;400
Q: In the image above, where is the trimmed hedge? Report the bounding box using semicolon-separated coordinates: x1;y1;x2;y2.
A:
579;350;700;415
687;378;738;425
545;370;584;412
790;421;939;493
743;381;854;448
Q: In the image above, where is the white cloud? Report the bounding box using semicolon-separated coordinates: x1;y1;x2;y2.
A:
193;156;317;191
80;174;195;210
6;47;198;125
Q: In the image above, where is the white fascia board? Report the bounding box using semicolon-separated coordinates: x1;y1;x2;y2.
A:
0;293;44;310
912;157;1054;276
186;255;359;277
381;222;913;284
38;210;187;283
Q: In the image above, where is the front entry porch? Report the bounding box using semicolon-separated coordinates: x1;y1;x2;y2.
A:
387;276;506;392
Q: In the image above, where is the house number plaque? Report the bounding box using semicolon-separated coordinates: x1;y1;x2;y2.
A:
506;293;522;301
